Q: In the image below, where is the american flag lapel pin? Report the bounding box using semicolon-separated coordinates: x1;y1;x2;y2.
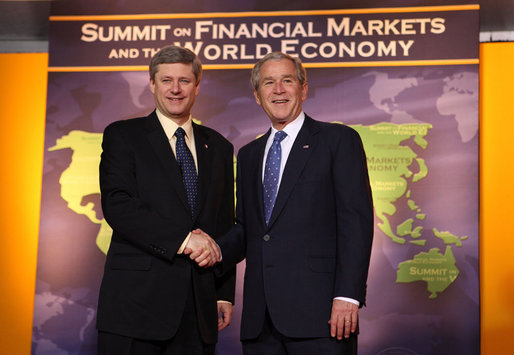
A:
303;144;309;149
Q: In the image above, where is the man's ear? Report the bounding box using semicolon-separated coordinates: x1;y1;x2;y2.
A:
301;82;308;102
149;78;155;94
253;90;262;106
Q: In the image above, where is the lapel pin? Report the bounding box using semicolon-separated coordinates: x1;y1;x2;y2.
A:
204;144;208;149
303;144;309;149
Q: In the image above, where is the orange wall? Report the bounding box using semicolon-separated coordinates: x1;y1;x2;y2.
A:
0;53;47;354
1;44;514;353
479;42;514;353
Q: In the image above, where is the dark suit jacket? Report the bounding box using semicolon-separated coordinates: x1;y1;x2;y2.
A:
218;115;373;340
96;111;235;344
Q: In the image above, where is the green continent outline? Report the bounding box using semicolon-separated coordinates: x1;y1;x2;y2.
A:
349;122;432;244
396;246;460;299
49;130;112;254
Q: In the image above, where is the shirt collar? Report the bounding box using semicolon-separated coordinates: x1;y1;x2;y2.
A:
155;108;194;141
270;112;305;139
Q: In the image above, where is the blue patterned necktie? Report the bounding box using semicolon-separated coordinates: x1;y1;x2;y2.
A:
175;127;198;217
263;130;287;225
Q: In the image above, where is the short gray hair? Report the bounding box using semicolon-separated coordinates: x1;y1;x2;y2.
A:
251;52;307;91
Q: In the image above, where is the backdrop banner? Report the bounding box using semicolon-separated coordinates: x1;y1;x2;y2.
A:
33;1;479;354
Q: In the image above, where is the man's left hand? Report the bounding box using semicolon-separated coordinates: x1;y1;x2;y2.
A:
328;299;358;340
217;302;233;331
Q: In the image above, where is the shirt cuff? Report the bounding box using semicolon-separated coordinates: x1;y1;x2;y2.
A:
217;300;232;304
334;297;360;306
177;232;192;254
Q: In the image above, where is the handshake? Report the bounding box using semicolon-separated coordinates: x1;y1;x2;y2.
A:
183;229;221;268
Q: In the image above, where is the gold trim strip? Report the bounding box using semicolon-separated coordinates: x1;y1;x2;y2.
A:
48;66;148;72
49;5;480;22
304;58;480;68
47;58;479;72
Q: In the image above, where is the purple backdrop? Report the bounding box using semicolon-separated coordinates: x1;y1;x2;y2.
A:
33;2;479;354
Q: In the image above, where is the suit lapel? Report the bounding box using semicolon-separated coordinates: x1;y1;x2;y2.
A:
253;130;271;227
267;116;319;227
193;123;213;220
145;113;190;213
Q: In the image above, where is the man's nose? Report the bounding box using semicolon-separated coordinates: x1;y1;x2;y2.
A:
273;81;284;93
171;82;181;93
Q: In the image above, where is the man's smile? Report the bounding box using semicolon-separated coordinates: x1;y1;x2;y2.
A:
272;99;289;104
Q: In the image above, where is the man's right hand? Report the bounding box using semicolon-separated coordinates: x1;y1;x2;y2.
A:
183;229;221;267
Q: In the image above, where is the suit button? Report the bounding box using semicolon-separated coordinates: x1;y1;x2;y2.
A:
263;234;270;242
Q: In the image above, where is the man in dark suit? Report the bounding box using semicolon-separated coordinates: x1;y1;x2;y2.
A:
96;45;235;354
214;52;374;354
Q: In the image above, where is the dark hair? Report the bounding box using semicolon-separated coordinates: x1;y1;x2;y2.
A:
251;52;307;91
149;45;202;84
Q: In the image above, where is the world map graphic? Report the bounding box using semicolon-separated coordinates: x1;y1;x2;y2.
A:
32;67;479;354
